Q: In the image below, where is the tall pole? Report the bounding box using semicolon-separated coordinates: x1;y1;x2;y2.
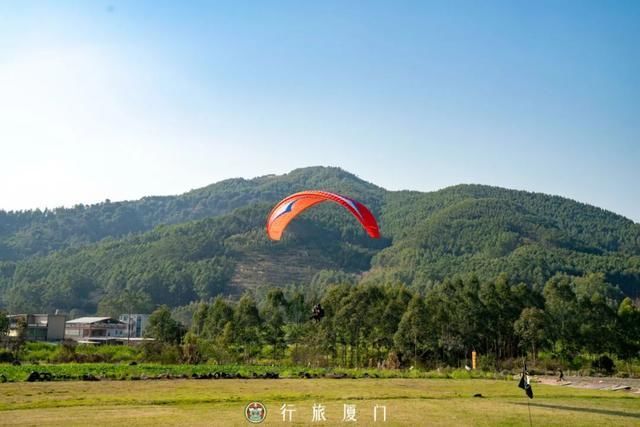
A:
127;301;131;345
524;356;532;427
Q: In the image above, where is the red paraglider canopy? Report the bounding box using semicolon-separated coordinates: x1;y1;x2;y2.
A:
266;190;380;241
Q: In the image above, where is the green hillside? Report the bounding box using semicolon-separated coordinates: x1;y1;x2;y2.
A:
0;167;383;261
371;185;640;293
1;166;639;315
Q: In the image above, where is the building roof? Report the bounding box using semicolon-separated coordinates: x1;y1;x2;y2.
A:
8;314;48;318
66;317;124;324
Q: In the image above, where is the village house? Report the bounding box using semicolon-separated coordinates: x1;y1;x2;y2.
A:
7;314;66;342
64;317;127;343
118;314;150;338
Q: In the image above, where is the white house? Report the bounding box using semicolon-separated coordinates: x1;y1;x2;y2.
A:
65;317;127;342
118;314;150;338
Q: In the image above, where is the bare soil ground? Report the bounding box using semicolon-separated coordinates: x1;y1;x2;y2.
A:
537;375;640;394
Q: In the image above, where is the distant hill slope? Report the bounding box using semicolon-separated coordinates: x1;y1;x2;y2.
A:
1;166;639;315
0;167;383;261
371;185;640;293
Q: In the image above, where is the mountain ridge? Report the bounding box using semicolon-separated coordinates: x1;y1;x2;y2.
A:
1;166;639;315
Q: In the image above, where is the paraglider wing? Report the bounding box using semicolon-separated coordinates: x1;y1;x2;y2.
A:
266;190;380;240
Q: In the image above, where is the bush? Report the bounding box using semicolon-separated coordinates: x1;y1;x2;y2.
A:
198;339;234;364
290;345;327;367
537;353;561;373
450;369;472;379
20;342;57;362
478;354;496;371
569;354;588;371
96;346;138;363
50;340;78;363
140;341;180;364
24;342;56;352
23;349;54;363
0;349;13;363
383;352;401;370
592;355;616;375
497;357;516;372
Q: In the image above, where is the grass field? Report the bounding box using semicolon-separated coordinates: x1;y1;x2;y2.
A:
0;363;510;382
0;378;638;426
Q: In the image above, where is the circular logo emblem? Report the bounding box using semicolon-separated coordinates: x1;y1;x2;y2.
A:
245;401;267;424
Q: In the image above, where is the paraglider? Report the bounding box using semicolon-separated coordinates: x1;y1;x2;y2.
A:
310;303;325;322
266;190;380;240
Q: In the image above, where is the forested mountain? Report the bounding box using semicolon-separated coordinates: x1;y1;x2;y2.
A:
0;167;383;261
1;166;639;315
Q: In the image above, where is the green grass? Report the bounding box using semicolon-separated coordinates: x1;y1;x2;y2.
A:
0;378;638;426
0;363;506;382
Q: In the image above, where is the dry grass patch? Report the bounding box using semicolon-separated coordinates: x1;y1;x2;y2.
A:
0;379;638;426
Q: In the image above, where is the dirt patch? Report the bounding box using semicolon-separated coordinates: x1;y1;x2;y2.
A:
536;375;640;394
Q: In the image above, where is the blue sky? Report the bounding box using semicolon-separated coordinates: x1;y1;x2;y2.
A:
1;1;639;221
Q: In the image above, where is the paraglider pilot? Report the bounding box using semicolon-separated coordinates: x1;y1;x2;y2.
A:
311;303;325;322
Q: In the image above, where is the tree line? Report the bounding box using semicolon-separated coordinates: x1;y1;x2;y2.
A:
144;272;640;371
